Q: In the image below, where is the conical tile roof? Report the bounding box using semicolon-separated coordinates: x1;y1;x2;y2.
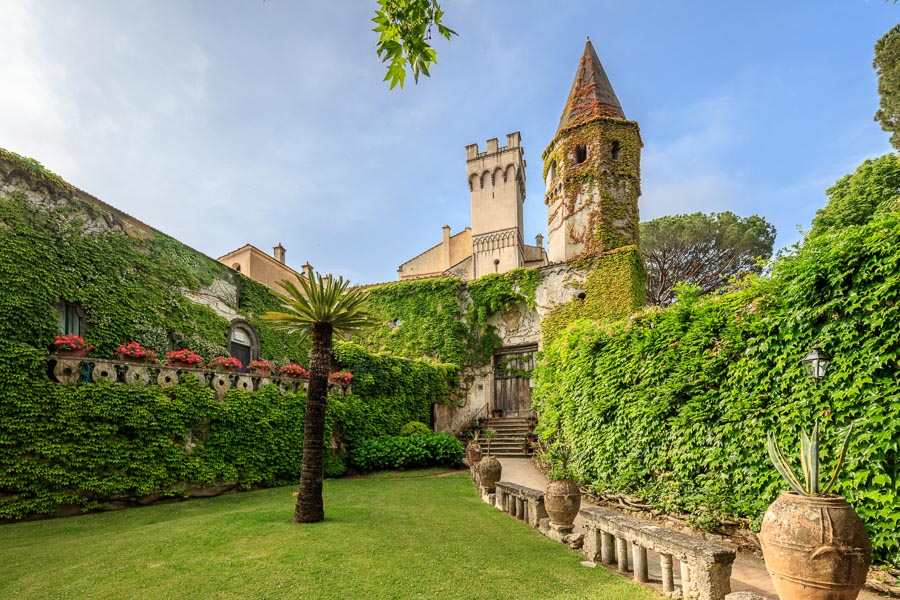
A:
557;38;625;132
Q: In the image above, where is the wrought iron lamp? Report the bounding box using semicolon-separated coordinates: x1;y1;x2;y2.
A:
800;344;830;386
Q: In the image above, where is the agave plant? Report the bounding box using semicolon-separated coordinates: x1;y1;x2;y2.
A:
481;428;496;456
766;421;853;497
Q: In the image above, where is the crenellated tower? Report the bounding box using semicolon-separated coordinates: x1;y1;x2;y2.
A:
542;39;642;263
466;132;527;278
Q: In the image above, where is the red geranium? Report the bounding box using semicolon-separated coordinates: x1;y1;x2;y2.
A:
329;371;353;386
165;349;205;367
279;364;310;379
247;359;275;374
54;334;93;352
116;341;157;362
207;356;243;371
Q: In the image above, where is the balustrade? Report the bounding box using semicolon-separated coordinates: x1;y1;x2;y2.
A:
48;355;350;398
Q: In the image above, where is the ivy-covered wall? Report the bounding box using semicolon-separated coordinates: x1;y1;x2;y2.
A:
0;148;308;364
0;148;459;518
533;207;900;564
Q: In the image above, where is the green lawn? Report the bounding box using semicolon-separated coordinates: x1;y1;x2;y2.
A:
0;471;656;599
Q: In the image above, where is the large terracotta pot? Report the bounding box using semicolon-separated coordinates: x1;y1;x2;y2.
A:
479;456;502;492
545;479;581;526
466;441;483;466
759;492;871;600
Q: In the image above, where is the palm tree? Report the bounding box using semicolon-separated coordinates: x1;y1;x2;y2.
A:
262;266;372;523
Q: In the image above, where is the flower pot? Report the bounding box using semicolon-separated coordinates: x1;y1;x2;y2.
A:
250;370;273;377
466;441;483;465
759;492;871;600
56;349;87;358
478;456;502;492
545;479;581;527
491;409;503;418
171;360;199;369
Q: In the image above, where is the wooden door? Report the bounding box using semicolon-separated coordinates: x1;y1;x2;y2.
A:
492;345;536;417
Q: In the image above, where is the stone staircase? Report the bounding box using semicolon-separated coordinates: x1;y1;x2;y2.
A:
480;416;533;458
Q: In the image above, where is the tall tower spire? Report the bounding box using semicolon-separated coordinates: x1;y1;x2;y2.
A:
557;38;625;131
542;38;642;263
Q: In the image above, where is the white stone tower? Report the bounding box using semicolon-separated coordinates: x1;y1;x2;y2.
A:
465;132;526;278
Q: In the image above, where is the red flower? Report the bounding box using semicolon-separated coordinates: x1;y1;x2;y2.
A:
279;364;310;379
54;334;93;352
116;342;158;362
207;356;243;371
329;371;353;386
165;349;205;367
248;359;275;373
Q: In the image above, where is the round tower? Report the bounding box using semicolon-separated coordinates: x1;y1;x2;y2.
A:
543;39;642;263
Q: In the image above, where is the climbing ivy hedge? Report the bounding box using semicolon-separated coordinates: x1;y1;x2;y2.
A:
534;208;900;564
0;339;450;519
357;268;543;378
541;246;646;343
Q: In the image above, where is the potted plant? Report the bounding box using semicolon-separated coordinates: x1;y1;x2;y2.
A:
759;422;871;600
115;341;157;363
53;334;93;357
279;364;310;379
544;443;581;527
477;428;502;492
207;356;242;372
466;429;483;466
247;359;275;376
491;407;504;418
165;349;205;369
328;371;353;386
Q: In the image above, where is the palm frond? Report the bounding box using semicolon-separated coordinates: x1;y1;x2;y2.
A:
260;266;374;344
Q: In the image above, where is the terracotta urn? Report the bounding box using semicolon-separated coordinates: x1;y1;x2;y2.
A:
466;441;483;466
545;479;581;527
478;456;502;492
759;492;871;600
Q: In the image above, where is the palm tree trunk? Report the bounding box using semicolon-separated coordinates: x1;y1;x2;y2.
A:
294;321;333;523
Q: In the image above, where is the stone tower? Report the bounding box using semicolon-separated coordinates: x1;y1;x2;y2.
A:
466;132;526;278
543;39;642;263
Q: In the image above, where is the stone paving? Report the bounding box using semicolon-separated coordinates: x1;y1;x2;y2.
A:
496;457;885;600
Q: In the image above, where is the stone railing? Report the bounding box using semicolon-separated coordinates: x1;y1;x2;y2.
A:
495;481;548;529
49;355;349;399
580;505;735;600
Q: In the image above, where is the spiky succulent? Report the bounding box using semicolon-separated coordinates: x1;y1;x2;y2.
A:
766;421;853;497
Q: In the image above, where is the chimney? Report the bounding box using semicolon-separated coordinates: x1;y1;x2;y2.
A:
535;234;543;248
273;243;286;264
442;225;451;269
302;261;312;273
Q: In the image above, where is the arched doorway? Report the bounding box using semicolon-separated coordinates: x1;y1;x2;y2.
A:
227;319;259;373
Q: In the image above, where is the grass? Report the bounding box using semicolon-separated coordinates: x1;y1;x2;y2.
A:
0;471;656;599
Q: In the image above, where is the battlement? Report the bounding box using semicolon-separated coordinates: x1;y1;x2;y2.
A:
466;132;522;161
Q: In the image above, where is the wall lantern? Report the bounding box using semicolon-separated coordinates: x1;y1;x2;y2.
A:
801;344;830;386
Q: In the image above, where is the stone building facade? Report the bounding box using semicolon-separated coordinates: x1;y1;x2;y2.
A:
217;243;308;296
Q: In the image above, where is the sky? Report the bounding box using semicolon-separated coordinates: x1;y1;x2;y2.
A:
1;1;897;284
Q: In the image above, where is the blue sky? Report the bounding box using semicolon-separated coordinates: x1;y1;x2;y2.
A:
1;1;896;284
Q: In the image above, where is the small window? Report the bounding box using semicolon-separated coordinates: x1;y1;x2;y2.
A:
545;160;557;188
575;145;587;164
611;141;621;161
231;262;241;272
55;301;84;336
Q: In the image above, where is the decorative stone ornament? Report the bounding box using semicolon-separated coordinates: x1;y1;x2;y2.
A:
234;375;254;392
210;372;232;399
52;358;81;385
759;492;871;600
91;360;118;383
124;364;149;386
545;479;582;527
157;368;178;388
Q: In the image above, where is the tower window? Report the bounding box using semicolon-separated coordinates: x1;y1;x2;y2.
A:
575;145;587;164
611;141;621;161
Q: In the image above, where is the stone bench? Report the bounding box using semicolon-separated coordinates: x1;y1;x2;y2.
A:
494;481;548;529
580;505;735;600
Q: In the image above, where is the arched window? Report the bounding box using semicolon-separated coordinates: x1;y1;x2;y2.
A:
231;262;242;272
545;160;557;189
54;301;85;336
575;145;587;164
611;141;621;161
227;319;260;372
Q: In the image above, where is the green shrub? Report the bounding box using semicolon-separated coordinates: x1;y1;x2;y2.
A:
323;453;348;478
349;433;463;472
399;421;431;436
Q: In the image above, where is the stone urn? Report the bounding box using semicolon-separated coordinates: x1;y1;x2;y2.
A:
545;479;581;527
466;440;483;466
759;492;871;600
478;456;502;492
